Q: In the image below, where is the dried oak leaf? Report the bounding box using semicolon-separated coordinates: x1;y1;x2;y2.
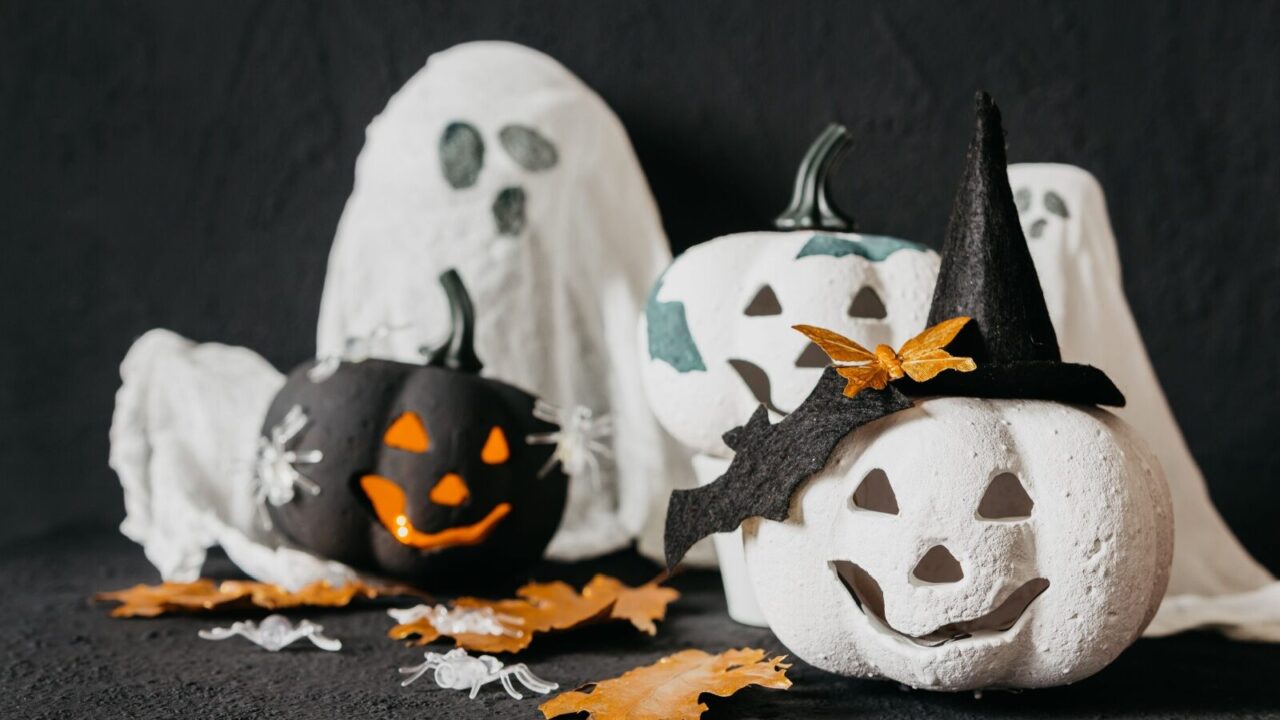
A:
95;579;411;618
389;575;678;653
539;648;791;720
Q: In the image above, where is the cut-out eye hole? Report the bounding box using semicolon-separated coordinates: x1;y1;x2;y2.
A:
384;411;429;453
978;472;1034;520
743;285;781;316
851;468;898;514
481;426;510;464
795;342;829;368
439;122;484;189
848;286;887;319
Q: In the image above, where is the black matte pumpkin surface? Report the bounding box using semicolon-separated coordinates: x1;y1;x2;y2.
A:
264;358;568;588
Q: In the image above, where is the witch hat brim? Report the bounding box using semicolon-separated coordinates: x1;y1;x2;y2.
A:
899;92;1124;407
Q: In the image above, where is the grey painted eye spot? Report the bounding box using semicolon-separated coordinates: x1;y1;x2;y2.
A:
848;286;887;319
1044;190;1069;218
439;122;484;189
1013;187;1031;214
499;125;559;172
744;285;782;316
1029;218;1048;239
492;186;526;236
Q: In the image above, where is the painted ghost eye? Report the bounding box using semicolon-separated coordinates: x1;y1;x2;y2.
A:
1043;190;1069;218
384;411;429;453
744;285;782;316
978;472;1034;520
847;286;887;319
850;468;899;515
481;426;510;464
440;122;484;189
499;125;559;171
1013;186;1032;213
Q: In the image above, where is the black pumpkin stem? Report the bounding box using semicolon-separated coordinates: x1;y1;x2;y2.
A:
424;269;484;373
773;123;855;231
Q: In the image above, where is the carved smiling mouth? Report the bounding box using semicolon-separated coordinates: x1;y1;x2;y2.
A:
831;560;1050;647
361;474;509;551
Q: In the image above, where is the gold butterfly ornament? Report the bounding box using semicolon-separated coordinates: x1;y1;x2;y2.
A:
793;317;978;397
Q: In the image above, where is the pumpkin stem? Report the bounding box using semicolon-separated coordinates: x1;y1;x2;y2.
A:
773;123;855;231
424;269;484;373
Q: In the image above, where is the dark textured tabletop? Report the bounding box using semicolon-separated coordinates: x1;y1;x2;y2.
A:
4;530;1279;719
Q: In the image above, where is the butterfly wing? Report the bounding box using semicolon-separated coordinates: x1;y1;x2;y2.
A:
793;325;876;364
900;349;977;383
897;316;971;360
835;364;890;397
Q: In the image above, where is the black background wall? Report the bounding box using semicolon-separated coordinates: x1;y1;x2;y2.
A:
1;1;1276;570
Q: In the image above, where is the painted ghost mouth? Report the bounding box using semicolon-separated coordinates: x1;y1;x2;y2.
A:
831;560;1050;647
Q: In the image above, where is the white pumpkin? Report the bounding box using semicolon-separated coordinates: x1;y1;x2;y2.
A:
744;397;1173;690
639;126;939;458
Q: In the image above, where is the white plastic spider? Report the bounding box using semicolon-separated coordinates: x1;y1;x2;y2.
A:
198;614;342;652
526;400;612;489
387;604;524;638
398;648;558;700
254;405;323;506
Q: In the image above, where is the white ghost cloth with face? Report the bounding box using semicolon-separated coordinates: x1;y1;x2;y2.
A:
1011;163;1280;641
315;42;688;561
110;329;360;589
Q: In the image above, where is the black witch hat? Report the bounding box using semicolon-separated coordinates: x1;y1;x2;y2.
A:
664;92;1124;569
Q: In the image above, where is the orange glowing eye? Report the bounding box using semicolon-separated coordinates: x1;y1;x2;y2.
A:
384;411;429;453
481;426;510;464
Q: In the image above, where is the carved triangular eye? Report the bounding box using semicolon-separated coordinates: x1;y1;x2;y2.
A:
795;341;829;368
743;285;782;316
848;287;886;319
851;468;898;515
978;472;1033;519
481;426;510;465
384;411;429;453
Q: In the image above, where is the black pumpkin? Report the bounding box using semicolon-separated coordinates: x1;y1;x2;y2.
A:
264;270;568;587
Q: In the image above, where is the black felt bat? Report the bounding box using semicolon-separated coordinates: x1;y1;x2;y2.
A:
663;368;913;570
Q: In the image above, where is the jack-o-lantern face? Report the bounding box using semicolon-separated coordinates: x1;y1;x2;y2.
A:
744;397;1172;690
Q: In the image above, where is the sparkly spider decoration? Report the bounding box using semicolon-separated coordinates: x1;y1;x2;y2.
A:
254;405;323;506
399;648;557;700
387;604;524;638
309;321;413;382
526;400;612;489
198;614;341;652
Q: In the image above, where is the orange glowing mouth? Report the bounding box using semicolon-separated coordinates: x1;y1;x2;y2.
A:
360;474;510;551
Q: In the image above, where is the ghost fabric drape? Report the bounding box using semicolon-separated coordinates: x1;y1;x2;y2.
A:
315;42;694;561
1011;163;1280;641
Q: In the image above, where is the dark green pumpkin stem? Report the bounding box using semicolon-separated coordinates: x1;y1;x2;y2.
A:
424;269;483;373
773;123;855;231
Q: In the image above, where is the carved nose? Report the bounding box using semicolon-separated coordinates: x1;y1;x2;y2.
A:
429;472;469;507
912;545;964;584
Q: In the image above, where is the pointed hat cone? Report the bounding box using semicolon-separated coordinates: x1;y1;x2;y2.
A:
900;92;1125;406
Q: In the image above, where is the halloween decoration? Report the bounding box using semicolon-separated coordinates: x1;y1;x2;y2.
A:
1010;163;1280;642
539;648;791;720
666;94;1173;691
198;615;342;652
389;574;679;653
95;578;415;618
315;41;686;562
264;270;567;587
639;124;939;458
400;648;559;700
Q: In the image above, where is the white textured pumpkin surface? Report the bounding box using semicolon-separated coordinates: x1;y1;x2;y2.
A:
640;230;938;457
744;397;1173;690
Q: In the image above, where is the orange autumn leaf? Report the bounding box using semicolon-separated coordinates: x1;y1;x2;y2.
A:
539;648;791;720
95;579;414;618
794;316;977;397
389;575;679;653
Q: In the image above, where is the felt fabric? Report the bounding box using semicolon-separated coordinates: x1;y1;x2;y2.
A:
918;92;1123;407
314;41;690;563
1009;162;1280;642
663;368;913;569
109;329;359;590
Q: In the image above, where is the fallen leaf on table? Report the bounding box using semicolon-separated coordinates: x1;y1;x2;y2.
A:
539;648;791;720
389;574;679;653
95;579;416;618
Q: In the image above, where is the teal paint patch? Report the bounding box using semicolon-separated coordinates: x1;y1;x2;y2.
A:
795;234;928;261
645;274;706;372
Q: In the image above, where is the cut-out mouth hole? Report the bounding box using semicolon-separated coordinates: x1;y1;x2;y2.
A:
831;560;1049;647
727;358;790;415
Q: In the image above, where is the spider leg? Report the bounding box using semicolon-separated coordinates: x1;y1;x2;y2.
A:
398;658;438;687
511;665;559;694
499;671;523;700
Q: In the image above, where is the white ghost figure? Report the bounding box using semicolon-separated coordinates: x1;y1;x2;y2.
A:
315;41;688;562
1010;163;1280;641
